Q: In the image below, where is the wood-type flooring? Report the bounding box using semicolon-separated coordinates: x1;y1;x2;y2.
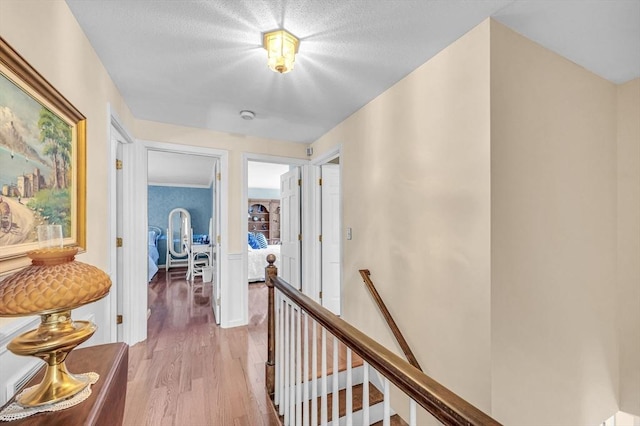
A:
123;270;280;426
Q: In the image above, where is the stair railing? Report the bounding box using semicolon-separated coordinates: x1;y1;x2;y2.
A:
359;269;422;371
265;255;501;426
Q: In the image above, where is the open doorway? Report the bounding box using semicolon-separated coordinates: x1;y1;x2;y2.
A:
246;161;289;321
147;150;221;324
115;138;229;345
242;155;308;325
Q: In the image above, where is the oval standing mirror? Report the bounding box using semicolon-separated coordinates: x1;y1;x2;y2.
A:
168;207;191;258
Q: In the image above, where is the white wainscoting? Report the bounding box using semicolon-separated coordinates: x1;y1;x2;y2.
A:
222;253;246;328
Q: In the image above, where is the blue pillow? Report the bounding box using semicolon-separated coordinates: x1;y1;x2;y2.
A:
254;232;268;249
248;233;260;249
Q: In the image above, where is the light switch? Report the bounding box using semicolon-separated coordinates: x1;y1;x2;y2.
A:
346;227;352;240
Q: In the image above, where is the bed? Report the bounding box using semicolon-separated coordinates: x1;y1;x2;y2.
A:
148;226;162;282
248;232;280;282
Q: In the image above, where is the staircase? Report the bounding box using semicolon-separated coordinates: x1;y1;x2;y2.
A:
275;346;408;426
264;257;501;426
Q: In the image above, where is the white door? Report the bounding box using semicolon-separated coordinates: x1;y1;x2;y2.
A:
213;159;222;324
115;141;124;340
280;167;301;289
110;121;133;342
321;165;341;315
109;116;138;344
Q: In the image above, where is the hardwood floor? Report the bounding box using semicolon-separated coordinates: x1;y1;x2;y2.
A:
123;270;280;426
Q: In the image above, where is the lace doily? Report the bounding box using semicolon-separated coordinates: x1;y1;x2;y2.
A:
0;372;99;422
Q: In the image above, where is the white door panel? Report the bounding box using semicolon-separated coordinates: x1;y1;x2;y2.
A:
321;164;341;315
115;140;124;340
280;167;301;289
213;160;221;324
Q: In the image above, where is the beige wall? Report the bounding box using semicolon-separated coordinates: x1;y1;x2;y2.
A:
313;20;493;413
0;0;134;402
134;120;307;253
313;18;632;425
0;1;636;420
0;0;134;271
490;20;619;424
617;78;640;416
0;0;134;324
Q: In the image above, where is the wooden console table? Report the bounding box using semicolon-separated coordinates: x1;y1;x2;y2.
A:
1;342;128;425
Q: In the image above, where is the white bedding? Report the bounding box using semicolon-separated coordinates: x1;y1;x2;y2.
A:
248;245;280;282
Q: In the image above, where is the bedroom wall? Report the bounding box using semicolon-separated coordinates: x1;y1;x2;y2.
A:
248;188;280;199
490;20;618;425
311;19;493;415
617;78;640;416
148;185;214;266
0;0;134;405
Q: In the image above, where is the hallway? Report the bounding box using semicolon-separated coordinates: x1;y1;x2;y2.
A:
123;270;279;425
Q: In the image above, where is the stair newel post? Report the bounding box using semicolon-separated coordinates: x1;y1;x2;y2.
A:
265;254;277;398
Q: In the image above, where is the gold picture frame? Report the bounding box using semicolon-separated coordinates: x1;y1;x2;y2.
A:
0;37;86;273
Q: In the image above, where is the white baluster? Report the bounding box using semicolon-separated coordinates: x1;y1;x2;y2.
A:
383;377;390;426
346;348;353;426
275;293;281;407
312;320;318;426
284;302;290;422
409;399;417;426
303;313;309;426
362;362;369;426
296;308;302;426
290;304;296;423
321;328;328;425
332;336;339;426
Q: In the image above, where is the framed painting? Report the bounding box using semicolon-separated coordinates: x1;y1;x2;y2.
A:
0;37;86;272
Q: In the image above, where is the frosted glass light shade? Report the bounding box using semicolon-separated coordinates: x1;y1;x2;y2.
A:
263;29;299;74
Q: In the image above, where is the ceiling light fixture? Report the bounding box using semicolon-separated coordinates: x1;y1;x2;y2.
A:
240;110;255;120
263;29;299;74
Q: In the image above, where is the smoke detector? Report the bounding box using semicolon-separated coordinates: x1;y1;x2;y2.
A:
239;110;255;120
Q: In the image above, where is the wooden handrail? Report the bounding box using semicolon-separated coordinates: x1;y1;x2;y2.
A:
359;269;422;371
265;256;501;426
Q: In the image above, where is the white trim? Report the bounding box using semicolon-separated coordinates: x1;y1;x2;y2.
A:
310;146;343;313
108;106;135;145
148;182;211;189
310;145;342;166
0;317;39;356
245;153;308;165
137;140;230;327
121;141;147;345
108;105;135;344
223;253;245;328
5;361;41;402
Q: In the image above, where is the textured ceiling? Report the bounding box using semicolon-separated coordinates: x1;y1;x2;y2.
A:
66;0;640;145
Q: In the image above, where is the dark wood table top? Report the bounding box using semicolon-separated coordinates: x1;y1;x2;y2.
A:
1;342;128;425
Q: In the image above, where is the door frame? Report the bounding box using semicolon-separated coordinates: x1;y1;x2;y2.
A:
242;154;308;325
320;163;341;315
108;105;135;344
308;146;342;310
124;139;229;338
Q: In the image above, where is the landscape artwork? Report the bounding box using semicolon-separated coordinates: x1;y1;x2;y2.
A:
0;72;73;248
0;37;86;269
